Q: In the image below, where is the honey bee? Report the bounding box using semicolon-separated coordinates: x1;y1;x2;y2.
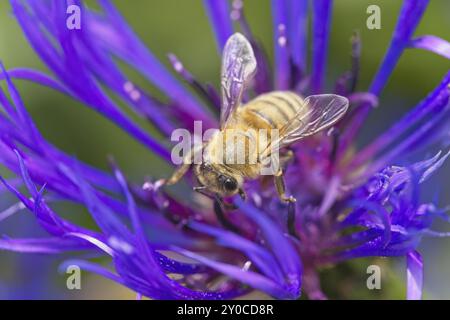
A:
165;33;349;203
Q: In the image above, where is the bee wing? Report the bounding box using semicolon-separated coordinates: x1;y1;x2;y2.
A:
264;94;349;156
220;33;257;129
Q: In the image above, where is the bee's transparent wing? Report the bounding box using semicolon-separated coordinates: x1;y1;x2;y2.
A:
220;33;257;129
264;94;349;155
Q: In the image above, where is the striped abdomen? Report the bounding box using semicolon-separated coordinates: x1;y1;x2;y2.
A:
240;91;305;130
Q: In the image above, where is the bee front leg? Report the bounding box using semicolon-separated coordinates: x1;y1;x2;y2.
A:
215;195;238;211
213;195;241;234
193;188;238;211
164;145;201;186
274;169;296;203
165;162;191;186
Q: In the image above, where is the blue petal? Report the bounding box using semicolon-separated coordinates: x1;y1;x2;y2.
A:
236;198;302;297
203;0;234;51
311;0;333;93
409;35;450;59
406;250;423;300
288;0;308;73
272;0;291;89
352;71;450;170
370;0;430;95
0;237;90;253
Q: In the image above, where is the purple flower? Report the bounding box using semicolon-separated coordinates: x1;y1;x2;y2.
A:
1;0;449;299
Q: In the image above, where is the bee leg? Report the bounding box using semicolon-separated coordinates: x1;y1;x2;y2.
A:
221;198;239;211
193;187;238;211
274;169;296;203
287;201;299;239
192;186;216;200
213;196;241;234
164;146;200;186
280;149;294;167
165;162;191;185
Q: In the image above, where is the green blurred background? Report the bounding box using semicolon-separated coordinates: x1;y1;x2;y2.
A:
0;0;449;299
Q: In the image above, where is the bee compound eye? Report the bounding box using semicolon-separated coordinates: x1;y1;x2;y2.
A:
223;178;237;192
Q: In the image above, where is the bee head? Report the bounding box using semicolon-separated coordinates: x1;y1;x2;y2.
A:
194;163;241;197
